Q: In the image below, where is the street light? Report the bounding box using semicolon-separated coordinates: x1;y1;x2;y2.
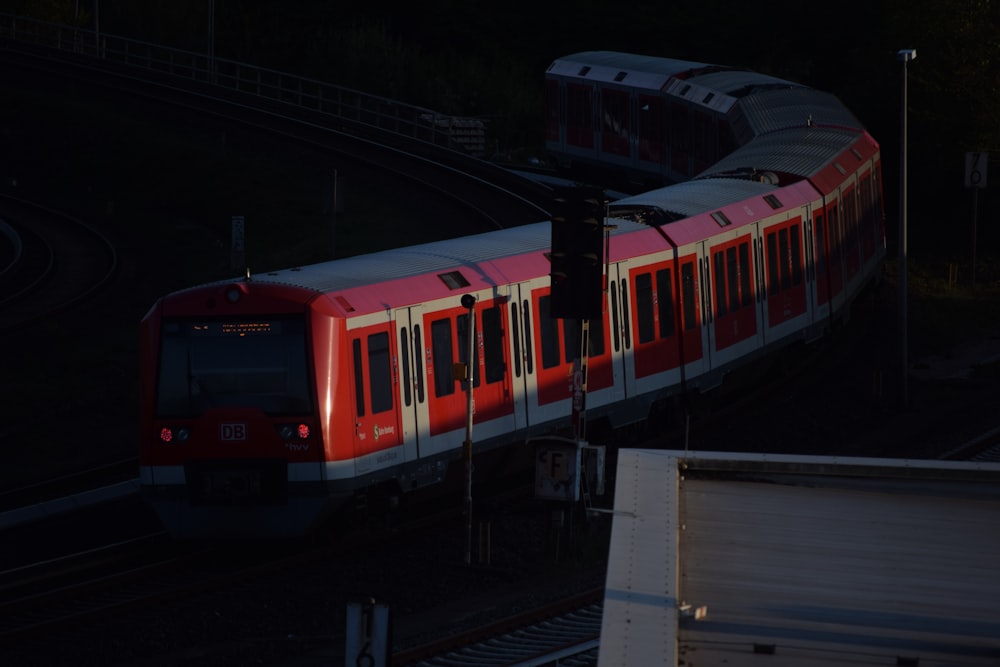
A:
897;48;916;408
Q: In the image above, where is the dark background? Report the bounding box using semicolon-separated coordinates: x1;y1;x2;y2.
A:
1;1;997;489
12;0;996;264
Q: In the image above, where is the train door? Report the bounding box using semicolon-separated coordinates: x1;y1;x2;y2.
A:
707;232;759;363
347;320;403;478
760;215;808;339
605;261;629;403
506;283;532;431
626;250;705;395
421;294;518;457
525;283;615;429
393;306;429;463
813;197;844;316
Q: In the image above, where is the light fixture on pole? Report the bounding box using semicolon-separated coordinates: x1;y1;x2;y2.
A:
897;48;916;408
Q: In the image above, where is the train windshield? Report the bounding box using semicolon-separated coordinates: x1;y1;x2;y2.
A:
156;316;312;417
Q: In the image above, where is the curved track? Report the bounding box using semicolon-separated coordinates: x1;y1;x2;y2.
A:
0;195;118;332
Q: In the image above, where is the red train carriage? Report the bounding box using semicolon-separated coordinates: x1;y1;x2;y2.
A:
140;53;885;539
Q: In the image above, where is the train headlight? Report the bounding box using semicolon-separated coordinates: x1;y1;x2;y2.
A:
277;423;310;440
225;286;242;304
159;426;191;443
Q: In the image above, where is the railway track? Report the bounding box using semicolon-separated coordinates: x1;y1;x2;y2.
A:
0;194;117;332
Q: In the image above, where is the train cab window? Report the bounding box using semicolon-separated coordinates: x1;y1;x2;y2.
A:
367;332;393;414
156;316;312;418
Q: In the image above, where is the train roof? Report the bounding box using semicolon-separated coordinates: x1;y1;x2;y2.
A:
682;68;799;96
737;86;863;137
700;126;876;187
547;51;715;90
609;178;777;223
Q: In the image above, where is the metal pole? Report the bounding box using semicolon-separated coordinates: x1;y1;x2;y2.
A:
461;294;476;565
972;186;978;287
897;49;916;408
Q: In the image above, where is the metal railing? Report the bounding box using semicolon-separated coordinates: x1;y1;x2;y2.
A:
0;13;486;155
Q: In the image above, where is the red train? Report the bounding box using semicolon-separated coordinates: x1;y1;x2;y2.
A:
139;52;884;538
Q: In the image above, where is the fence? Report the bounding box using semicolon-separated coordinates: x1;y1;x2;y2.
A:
0;13;487;156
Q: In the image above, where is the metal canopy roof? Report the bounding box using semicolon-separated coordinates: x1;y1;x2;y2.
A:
599;450;1000;667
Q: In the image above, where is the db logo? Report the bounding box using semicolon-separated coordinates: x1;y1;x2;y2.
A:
220;423;247;441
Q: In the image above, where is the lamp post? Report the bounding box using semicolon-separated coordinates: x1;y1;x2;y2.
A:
897;49;916;409
460;293;477;565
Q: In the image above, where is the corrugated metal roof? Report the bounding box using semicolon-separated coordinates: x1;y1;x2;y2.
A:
547;51;712;90
608;178;776;221
738;87;863;136
599;450;1000;667
687;69;799;96
699;127;860;181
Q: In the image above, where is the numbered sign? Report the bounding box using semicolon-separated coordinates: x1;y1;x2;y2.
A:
965;152;988;189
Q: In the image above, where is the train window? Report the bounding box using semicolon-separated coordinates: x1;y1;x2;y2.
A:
510;303;522;378
767;233;780;296
413;325;425;403
431;318;454;397
739;242;753;307
620;279;631;348
539;295;561;369
368;332;393;414
790;226;802;286
610;281;620;352
601;89;630;155
561;318;605;364
815;215;826;276
457;314;481;389
353;339;366;417
482;306;505;384
713;251;727;317
522;300;534;374
779;228;791;291
711;211;732;227
681;263;697;331
635;272;655;344
156;316;312;418
656;269;675;338
566;84;593;147
727;247;740;313
438;271;469;290
637;95;664;164
399;328;411;407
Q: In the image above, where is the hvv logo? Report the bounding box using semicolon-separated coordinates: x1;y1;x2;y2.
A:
220;423;247;441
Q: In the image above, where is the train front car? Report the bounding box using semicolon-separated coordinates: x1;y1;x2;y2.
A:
139;278;339;539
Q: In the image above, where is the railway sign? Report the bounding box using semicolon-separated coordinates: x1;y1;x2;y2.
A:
965;151;988;188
